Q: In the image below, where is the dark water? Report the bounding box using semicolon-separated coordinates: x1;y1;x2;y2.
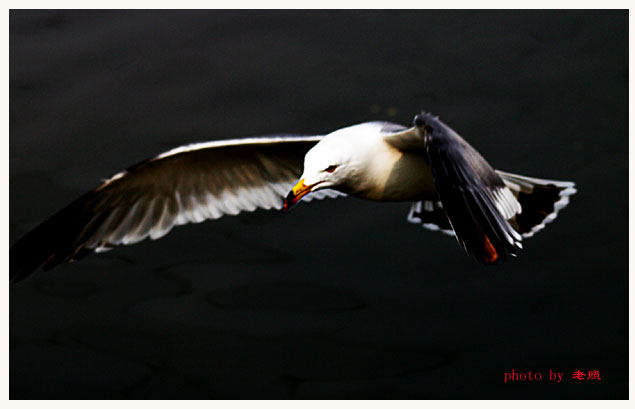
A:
10;10;628;399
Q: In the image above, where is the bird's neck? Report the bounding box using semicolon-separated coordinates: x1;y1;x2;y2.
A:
343;139;404;200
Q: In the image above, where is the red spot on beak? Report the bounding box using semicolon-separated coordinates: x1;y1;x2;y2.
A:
283;179;321;211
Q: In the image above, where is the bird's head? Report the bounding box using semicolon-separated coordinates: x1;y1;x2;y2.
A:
283;138;350;210
283;122;380;210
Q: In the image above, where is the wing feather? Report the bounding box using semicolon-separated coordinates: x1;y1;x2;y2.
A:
415;114;523;264
10;135;328;281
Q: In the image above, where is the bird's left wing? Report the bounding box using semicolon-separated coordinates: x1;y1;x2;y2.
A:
385;114;522;264
10;135;335;282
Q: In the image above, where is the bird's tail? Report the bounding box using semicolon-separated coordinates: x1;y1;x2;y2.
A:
496;171;576;238
408;171;576;240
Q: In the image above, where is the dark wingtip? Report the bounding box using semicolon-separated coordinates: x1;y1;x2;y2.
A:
9;192;94;283
10;240;45;283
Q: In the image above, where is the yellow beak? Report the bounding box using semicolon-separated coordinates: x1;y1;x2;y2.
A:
283;179;317;211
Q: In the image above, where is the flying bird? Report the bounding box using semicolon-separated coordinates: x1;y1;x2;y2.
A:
10;112;576;282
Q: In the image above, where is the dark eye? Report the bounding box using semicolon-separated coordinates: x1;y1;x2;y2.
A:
324;165;338;173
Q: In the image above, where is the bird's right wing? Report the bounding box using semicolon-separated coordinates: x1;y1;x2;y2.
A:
10;135;339;282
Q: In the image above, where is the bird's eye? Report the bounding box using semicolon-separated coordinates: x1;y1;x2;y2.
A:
324;165;338;173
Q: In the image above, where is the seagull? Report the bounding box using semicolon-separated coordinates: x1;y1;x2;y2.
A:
10;112;576;282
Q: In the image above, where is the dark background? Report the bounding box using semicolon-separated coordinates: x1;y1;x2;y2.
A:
9;10;628;399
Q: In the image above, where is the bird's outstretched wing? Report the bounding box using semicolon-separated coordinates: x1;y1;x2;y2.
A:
418;115;523;264
388;114;523;264
10;135;336;282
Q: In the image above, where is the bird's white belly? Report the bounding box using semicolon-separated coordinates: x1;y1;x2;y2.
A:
351;147;438;202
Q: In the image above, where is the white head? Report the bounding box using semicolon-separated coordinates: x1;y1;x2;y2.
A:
284;121;400;210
